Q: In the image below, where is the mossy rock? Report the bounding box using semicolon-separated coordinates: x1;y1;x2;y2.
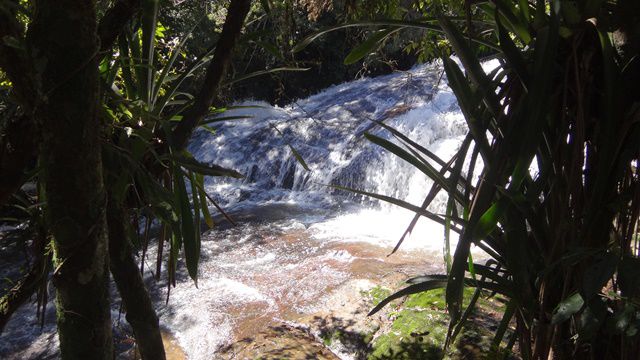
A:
367;288;504;360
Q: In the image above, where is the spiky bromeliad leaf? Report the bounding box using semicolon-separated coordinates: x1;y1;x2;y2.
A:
173;153;244;178
293;19;499;54
368;279;448;316
173;168;198;285
344;28;400;65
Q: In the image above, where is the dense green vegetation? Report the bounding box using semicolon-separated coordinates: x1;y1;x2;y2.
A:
1;0;255;358
1;0;640;359
324;1;640;359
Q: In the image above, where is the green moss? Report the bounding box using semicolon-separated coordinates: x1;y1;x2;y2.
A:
362;286;392;306
368;287;498;360
368;289;450;359
404;288;447;310
322;333;332;346
369;305;448;359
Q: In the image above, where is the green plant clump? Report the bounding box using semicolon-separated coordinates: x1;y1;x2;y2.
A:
304;0;640;358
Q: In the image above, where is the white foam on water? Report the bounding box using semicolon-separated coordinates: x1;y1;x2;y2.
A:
309;208;459;251
158;276;273;359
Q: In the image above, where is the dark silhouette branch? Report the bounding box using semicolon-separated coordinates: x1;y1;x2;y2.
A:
0;254;48;334
0;114;37;207
0;4;38;208
170;0;251;151
97;0;142;53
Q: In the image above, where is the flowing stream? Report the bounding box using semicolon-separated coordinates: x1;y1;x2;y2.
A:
0;59;492;359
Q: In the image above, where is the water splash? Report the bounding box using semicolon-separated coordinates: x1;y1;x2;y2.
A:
189;60;483;251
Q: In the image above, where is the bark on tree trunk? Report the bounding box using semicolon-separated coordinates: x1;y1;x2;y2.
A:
107;200;166;360
27;1;113;358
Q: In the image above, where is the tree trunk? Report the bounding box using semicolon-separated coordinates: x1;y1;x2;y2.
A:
27;1;113;358
107;200;166;360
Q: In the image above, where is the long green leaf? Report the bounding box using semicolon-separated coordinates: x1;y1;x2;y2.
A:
196;173;214;229
368;279;448;316
442;57;492;163
293;19;499;53
173;168;198;285
154;48;216;115
269;123;310;171
496;16;529;88
344;28;399;65
364;132;465;203
188;171;202;281
151;19;204;108
329;184;464;230
199;115;254;126
493;0;532;44
222;67;310;87
438;16;503;118
141;0;159;105
491;298;516;353
173;153;244;178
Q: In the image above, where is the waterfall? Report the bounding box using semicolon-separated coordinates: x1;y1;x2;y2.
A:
189;60;475;249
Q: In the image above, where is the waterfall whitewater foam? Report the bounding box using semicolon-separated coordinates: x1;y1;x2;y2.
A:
189;59;490;250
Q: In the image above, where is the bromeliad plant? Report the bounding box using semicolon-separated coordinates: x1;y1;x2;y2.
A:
100;12;239;288
100;1;304;288
304;0;640;358
97;2;305;356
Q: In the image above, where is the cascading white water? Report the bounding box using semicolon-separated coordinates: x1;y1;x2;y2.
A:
1;59;493;360
188;60;475;250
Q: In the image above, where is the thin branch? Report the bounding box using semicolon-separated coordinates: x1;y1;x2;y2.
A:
0;254;48;334
170;0;252;151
